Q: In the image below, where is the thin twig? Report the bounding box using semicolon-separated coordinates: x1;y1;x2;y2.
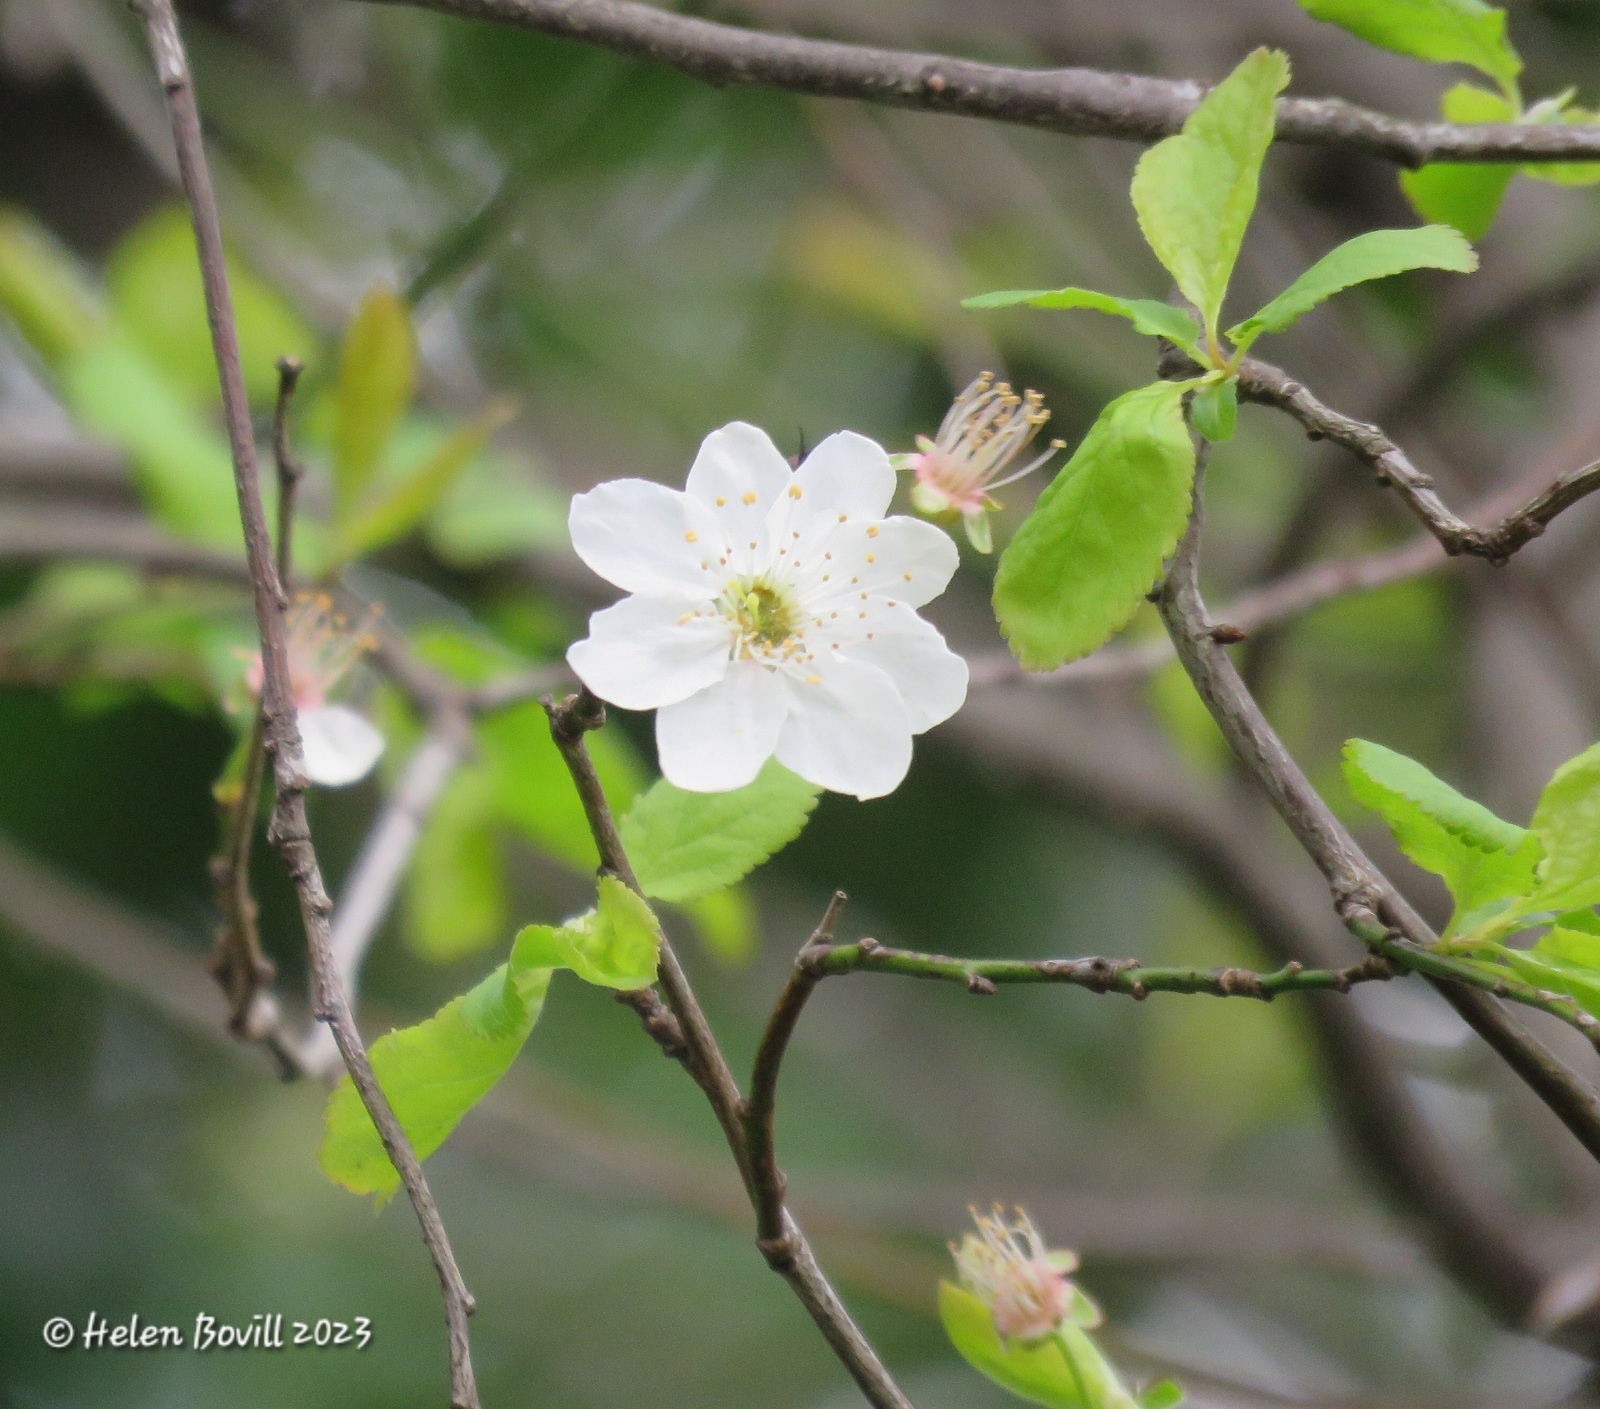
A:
272;357;305;585
1155;440;1600;1170
1240;358;1600;561
746;892;849;1246
133;3;480;1402
356;0;1600;166
541;689;915;1409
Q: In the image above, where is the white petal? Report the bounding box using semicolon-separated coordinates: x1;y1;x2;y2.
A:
568;595;732;711
655;661;786;792
792;431;896;521
568;479;726;597
298;705;385;787
833;601;968;733
796;516;959;611
773;656;913;800
684;422;794;578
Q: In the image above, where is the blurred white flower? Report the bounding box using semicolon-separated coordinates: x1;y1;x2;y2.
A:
244;592;385;788
566;422;968;799
902;373;1063;553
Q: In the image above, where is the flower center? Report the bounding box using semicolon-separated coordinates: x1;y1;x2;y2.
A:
722;578;802;658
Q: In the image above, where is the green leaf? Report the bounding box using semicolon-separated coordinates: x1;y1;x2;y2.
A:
318;958;552;1199
682;886;759;964
1399;86;1518;237
333;285;415;514
994;380;1196;670
1496;931;1600;1019
1297;0;1522;93
105;206;313;409
1190;378;1237;442
1227;226;1476;347
939;1283;1138;1409
1130;48;1290;335
334;403;515;562
476;700;644;872
405;766;507;963
0;210;105;367
426;451;569;568
511;876;662;990
1524;742;1600;913
60;340;244;548
1342;739;1538;926
1139;1383;1185;1409
962;287;1203;356
622;760;821;903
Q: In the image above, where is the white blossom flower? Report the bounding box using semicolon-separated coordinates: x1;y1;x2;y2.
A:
244;592;385;788
565;422;968;799
901;373;1063;553
951;1206;1094;1342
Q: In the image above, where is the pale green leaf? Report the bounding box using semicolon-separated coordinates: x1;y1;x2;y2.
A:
106;206;313;409
1130;48;1290;333
404;766;507;963
334;403;514;563
994;379;1196;670
1400;86;1518;237
318;959;551;1199
682;886;759;964
1525;742;1600;913
1497;933;1600;1019
1298;0;1522;91
1227;226;1476;346
939;1282;1086;1409
426;452;568;568
476;700;644;872
622;760;820;903
1341;738;1538;926
334;285;415;513
60;340;244;548
511;876;662;990
962;287;1203;354
1190;378;1237;442
0;210;105;367
1139;1383;1185;1409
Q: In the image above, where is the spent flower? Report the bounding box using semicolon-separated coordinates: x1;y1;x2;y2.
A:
901;373;1064;553
565;422;968;799
242;591;385;787
951;1205;1092;1342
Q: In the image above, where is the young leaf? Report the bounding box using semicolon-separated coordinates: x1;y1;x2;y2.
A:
0;211;105;367
334;285;415;515
1297;0;1522;94
1190;378;1237;442
682;886;759;964
511;876;662;991
1139;1383;1185;1409
621;760;821;903
1495;925;1600;1019
405;766;507;963
1342;738;1539;924
1130;48;1290;335
1226;226;1477;347
1524;742;1600;913
1399;85;1518;237
939;1282;1085;1409
333;402;515;563
994;379;1195;671
319;958;552;1199
963;287;1203;356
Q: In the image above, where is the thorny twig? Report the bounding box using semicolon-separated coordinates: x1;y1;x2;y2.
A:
358;0;1600;166
134;3;481;1402
542;689;915;1409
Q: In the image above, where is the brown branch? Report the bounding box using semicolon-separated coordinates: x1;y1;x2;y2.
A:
746;891;849;1246
271;357;305;584
541;688;915;1409
1239;358;1600;562
356;0;1600;166
1155;443;1600;1177
132;3;480;1403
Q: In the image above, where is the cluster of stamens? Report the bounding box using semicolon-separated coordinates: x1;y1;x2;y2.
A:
951;1205;1080;1342
915;372;1063;510
248;591;382;709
